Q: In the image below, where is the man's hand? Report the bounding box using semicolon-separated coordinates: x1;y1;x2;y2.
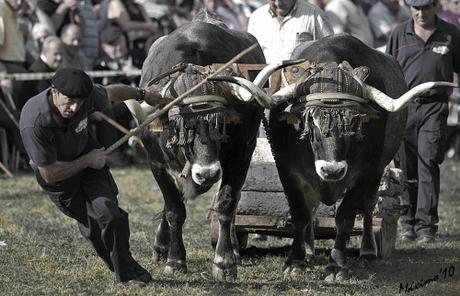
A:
144;90;170;107
0;79;13;96
85;148;107;169
62;0;79;10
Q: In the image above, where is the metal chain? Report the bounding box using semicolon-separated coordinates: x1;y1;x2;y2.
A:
259;108;279;164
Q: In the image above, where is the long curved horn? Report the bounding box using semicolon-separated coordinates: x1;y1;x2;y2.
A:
364;81;457;112
215;77;274;108
211;76;295;108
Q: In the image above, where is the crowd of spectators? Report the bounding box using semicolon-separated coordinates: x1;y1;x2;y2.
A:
1;0;460;171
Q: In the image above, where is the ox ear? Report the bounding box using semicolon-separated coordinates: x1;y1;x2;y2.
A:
278;104;301;125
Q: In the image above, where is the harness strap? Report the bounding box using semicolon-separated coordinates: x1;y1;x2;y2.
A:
146;63;187;87
304;92;369;104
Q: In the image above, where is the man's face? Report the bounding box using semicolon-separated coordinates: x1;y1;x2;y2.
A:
52;89;85;119
43;41;63;70
61;26;82;52
410;3;438;28
101;36;128;59
268;0;296;17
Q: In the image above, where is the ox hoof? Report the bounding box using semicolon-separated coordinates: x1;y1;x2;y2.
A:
212;263;237;281
164;261;187;275
359;252;378;261
283;265;305;278
324;265;349;282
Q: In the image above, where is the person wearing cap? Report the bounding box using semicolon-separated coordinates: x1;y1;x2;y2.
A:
386;0;460;243
19;68;165;287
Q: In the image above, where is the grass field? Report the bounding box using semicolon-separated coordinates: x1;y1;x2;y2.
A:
0;161;459;295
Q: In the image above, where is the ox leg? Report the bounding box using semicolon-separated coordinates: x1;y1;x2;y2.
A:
326;197;357;281
153;212;169;262
284;197;313;276
360;208;378;260
305;220;315;258
212;185;238;281
163;200;187;274
150;167;188;274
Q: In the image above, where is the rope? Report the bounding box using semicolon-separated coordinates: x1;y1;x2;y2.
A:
0;69;142;81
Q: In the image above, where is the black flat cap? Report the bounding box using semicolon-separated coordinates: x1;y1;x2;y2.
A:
52;68;93;98
406;0;434;6
100;25;124;45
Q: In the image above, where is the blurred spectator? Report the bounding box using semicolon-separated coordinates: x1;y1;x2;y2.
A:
107;0;158;68
368;0;410;51
94;25;136;85
0;0;30;109
28;23;55;60
60;23;90;69
325;0;375;47
171;0;198;27
248;0;333;63
203;0;247;30
439;0;460;29
79;0;99;68
29;36;63;94
308;0;326;9
37;0;84;35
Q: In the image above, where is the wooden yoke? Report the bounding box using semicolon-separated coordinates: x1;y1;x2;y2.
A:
212;60;313;96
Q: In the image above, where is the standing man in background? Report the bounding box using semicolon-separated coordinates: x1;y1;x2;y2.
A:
386;0;460;243
248;0;333;64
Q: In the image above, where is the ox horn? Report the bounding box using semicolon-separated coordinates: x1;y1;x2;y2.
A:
124;80;173;124
211;76;296;109
364;82;457;112
210;59;306;108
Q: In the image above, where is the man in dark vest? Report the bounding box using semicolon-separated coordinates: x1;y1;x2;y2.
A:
19;68;166;287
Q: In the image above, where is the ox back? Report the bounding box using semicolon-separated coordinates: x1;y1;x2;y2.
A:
267;34;408;278
138;17;265;280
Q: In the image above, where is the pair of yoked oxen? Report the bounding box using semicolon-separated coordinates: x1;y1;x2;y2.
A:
125;15;453;281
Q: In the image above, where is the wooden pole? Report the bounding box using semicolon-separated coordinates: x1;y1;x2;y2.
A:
94;111;144;148
0;161;13;178
106;43;258;154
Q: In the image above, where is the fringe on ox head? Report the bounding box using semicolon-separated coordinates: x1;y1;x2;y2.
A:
164;65;241;149
166;110;238;148
301;106;364;141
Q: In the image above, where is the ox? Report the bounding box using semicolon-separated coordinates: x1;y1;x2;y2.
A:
215;34;453;280
127;12;292;280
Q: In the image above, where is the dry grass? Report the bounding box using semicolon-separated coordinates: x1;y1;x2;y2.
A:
0;161;459;295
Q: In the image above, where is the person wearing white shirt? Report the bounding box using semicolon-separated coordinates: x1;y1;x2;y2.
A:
247;0;333;63
325;0;374;47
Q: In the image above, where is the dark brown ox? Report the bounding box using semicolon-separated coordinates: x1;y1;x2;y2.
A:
126;11;300;281
213;34;455;280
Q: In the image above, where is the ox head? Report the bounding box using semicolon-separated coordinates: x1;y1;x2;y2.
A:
158;65;242;188
213;60;456;182
127;61;307;188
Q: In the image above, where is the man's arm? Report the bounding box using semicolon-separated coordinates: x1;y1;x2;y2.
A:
105;84;165;106
38;148;107;184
